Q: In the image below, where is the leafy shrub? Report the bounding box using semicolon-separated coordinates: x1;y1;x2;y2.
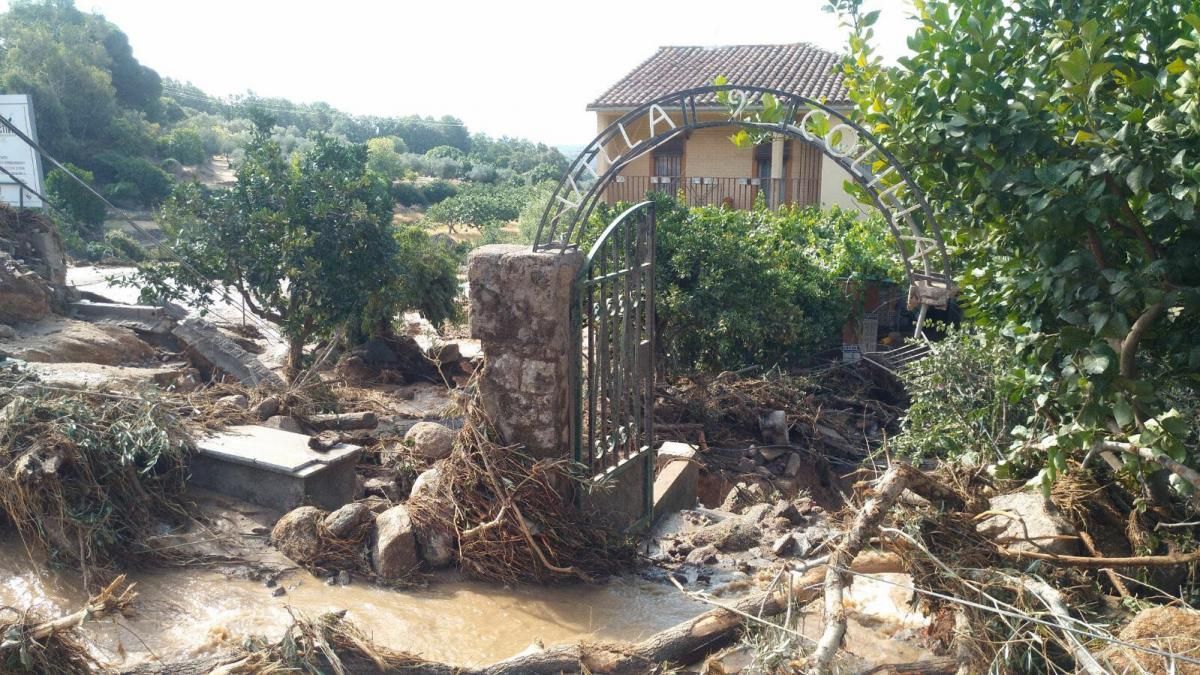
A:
419;180;458;205
425;145;466;161
391;181;426;207
426;157;464;179
103;230;148;263
591;194;902;373
160;128;206;165
392;224;462;327
892;329;1037;467
426;183;526;230
467;163;498;183
94;152;173;205
515;181;555;243
366;136;408;180
45;163;107;238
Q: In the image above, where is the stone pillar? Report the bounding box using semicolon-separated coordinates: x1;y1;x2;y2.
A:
468;244;583;459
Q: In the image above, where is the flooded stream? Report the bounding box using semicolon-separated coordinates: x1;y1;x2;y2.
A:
0;539;707;669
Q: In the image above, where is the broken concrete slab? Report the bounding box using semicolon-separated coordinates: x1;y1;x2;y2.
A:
191;425;361;511
172;317;284;387
69;300;182;334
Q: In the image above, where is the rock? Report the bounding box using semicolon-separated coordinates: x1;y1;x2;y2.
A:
720;481;765;513
771;533;796;556
410;466;442;499
405;422;456;461
261;415;304;434
255;396;281;420
976;490;1079;556
686;544;719;565
784;453;803;478
759;410;790;446
309;430;342;452
0;324;14;339
365;476;402;502
691;519;762;553
271;586;287;597
735;458;757;474
217;394;249;409
1103;606;1200;674
372;506;419;579
415;525;456;569
322;502;374;539
770;500;804;526
337;570;351;586
743;502;772;523
758;447;789;462
431;342;461;364
0;255;51;323
271;506;325;565
309;411;378;431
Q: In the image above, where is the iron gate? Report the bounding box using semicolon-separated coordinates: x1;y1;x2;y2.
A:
571;201;656;518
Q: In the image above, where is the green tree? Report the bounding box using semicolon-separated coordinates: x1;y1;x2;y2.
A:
365;136;408;180
828;0;1200;491
139;118;438;375
45;162;106;238
161;128;206;165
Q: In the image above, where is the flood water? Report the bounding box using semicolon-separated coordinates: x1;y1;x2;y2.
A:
0;539;708;669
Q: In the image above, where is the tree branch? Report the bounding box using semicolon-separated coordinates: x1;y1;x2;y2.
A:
1119;301;1164;379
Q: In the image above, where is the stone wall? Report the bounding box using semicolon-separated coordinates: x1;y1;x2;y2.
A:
468;244;582;459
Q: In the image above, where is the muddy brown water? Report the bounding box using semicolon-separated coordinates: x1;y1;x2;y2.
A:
0;539;707;669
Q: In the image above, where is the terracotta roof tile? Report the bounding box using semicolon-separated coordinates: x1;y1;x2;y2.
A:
588;43;849;110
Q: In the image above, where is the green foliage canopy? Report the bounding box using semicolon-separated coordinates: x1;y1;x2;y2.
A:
828;0;1200;487
595;194;903;373
139;119;459;372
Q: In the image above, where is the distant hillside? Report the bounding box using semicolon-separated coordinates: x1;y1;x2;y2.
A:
0;0;568;234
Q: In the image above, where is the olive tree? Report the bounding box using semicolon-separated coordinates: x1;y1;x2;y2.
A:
827;0;1200;491
139;116;458;376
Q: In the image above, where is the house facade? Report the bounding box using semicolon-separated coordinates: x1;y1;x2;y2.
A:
588;43;858;211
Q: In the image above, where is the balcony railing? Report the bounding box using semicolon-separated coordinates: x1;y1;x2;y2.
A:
601;176;820;210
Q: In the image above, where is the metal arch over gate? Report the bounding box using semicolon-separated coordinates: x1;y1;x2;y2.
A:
547;84;957;502
570;201;657;513
533;84;955;327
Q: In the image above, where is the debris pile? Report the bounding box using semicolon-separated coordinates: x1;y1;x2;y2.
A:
0;205;66;326
0;374;194;582
0;576;135;675
408;403;636;584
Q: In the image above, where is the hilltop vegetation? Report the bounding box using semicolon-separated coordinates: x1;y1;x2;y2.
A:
0;0;568;240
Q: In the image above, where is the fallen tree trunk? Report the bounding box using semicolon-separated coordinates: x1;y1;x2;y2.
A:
0;575;136;652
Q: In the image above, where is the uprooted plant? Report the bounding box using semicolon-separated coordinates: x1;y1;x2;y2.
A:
407;402;636;584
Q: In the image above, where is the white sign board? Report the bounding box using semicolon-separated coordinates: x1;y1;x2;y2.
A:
0;95;43;208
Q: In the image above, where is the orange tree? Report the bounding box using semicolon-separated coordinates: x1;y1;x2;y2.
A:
827;0;1200;496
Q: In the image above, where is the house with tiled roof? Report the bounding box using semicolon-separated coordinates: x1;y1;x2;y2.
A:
589;43;858;211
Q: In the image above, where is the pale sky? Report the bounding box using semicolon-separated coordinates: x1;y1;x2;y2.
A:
18;0;915;146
